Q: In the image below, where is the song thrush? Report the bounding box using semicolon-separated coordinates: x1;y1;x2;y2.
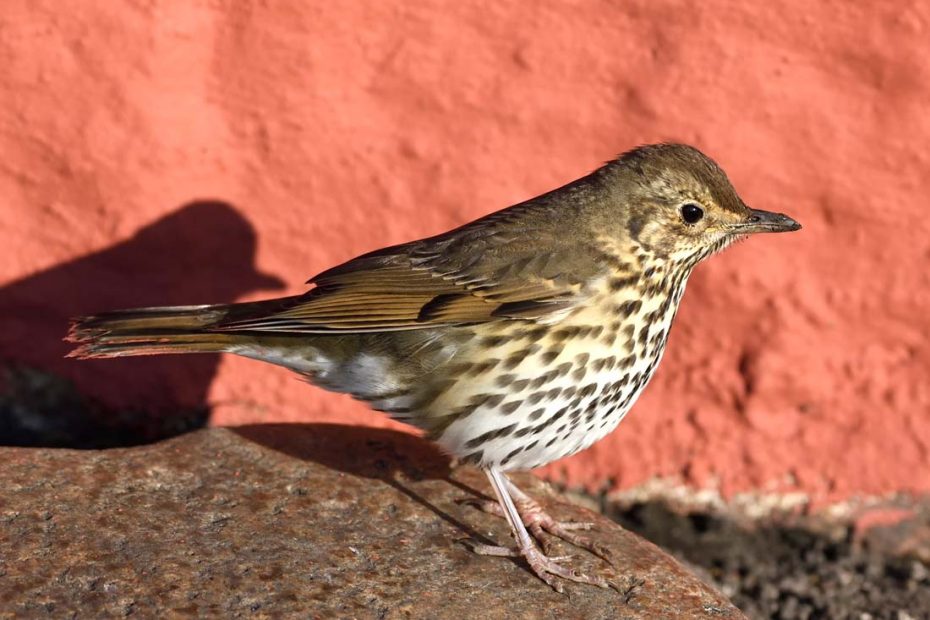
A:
67;143;800;592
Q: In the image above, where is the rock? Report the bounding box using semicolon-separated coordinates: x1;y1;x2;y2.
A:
0;426;742;618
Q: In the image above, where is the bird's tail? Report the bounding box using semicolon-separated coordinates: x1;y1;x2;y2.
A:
66;304;246;359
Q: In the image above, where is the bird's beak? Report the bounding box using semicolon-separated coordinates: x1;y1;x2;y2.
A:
731;208;802;234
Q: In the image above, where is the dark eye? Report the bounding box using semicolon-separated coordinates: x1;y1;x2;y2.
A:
680;203;704;224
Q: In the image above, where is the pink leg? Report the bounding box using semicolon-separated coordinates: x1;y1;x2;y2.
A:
463;478;612;563
467;468;619;593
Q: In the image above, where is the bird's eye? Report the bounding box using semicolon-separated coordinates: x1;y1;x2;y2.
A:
680;203;704;224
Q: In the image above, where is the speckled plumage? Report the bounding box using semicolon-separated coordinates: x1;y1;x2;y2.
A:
67;143;801;592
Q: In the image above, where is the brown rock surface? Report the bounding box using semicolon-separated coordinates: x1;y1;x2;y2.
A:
0;426;741;618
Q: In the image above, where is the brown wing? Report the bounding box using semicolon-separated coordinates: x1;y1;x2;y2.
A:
218;200;605;333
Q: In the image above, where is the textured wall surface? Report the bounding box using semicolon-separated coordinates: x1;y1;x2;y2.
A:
1;1;928;505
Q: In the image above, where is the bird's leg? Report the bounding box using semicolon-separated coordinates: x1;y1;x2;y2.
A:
505;479;613;562
463;476;611;563
467;467;614;593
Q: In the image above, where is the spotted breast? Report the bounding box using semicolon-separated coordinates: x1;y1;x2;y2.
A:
404;261;689;472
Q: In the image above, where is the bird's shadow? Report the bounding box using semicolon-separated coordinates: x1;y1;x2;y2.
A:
0;201;284;448
233;423;500;547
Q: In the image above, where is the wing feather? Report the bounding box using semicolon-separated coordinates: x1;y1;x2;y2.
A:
215;200;605;334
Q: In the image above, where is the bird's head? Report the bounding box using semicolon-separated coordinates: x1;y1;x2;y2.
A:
597;143;800;265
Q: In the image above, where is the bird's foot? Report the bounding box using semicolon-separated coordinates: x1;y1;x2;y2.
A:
467;469;623;592
463;493;612;563
466;538;618;593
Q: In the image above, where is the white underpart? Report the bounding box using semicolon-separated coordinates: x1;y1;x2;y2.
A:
230;344;421;413
330;352;401;395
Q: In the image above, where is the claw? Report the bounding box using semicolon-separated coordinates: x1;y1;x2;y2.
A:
465;541;522;557
557;521;594;531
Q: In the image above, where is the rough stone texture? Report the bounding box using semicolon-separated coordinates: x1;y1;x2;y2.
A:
1;1;929;505
0;427;741;618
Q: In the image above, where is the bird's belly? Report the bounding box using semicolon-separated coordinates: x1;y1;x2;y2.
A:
432;297;676;471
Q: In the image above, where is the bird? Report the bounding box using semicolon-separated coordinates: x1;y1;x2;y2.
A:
67;143;801;592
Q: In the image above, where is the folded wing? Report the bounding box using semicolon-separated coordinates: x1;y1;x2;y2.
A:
217;202;602;333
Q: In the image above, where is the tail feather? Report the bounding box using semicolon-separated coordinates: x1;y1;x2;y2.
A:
69;305;228;337
66;304;237;359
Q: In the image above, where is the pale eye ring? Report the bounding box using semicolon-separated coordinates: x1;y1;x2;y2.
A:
680;203;704;224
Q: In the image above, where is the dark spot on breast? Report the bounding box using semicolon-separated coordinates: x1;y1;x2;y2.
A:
467;359;502;377
551;326;582;341
495;373;516;388
481;335;508;348
526;392;546;406
464;423;518;449
578;383;598;398
553;362;573;377
595;249;630;271
615;300;642;317
529;326;549;341
609;276;639;292
499;401;521;416
483;393;506;408
540;351;560;364
504;345;542;370
528;408;545;421
529;373;549;391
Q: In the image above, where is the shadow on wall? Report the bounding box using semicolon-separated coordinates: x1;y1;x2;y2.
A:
0;201;284;448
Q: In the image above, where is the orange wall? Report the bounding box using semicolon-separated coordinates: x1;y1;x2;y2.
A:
2;1;928;505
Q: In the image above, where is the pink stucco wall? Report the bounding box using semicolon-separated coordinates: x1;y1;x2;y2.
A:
2;1;928;505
